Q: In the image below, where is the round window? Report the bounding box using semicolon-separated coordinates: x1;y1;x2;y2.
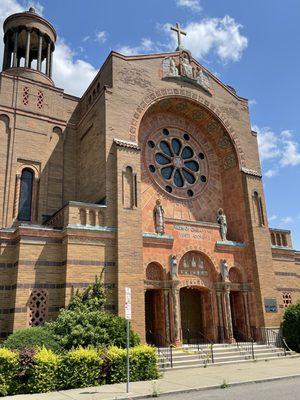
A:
145;127;209;199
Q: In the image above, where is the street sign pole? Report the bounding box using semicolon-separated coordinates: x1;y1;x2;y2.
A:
125;287;131;394
126;318;130;393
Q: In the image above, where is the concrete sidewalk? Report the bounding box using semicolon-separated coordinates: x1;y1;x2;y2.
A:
6;357;300;400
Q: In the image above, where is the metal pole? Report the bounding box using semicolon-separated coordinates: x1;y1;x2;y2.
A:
126;319;130;393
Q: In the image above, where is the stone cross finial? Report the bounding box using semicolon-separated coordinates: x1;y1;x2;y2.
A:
170;22;187;51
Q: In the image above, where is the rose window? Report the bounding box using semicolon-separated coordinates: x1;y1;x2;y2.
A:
145;127;209;199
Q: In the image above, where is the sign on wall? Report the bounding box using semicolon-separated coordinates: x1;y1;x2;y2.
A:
264;298;278;313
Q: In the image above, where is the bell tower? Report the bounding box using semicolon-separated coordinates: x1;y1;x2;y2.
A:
2;7;56;84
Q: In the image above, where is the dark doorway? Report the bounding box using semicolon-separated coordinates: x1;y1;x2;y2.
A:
145;289;165;346
180;287;204;343
230;291;247;340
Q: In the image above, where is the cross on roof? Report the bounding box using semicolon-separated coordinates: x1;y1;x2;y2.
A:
170;22;187;51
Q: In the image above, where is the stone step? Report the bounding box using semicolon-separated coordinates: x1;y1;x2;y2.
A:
157;343;296;370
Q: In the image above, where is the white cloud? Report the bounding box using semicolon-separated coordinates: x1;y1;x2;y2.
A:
265;168;278;178
254;126;280;161
117;37;158;56
0;0;98;97
248;99;257;106
95;31;107;44
52;39;97;96
82;36;90;42
171;16;248;62
281;216;293;224
280;139;300;167
118;16;248;64
254;125;300;177
176;0;202;12
269;215;278;221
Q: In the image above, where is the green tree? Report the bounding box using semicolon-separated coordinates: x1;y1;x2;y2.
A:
47;275;139;350
282;300;300;352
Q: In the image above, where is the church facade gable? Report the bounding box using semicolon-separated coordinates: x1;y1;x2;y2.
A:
0;9;298;345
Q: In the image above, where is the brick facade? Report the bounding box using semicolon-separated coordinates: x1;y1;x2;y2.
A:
0;9;299;343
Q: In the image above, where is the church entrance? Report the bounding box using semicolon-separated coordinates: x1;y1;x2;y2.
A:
145;289;165;346
230;291;247;340
180;287;208;344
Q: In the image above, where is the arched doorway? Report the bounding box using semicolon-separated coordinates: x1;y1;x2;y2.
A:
229;267;248;340
144;262;166;346
180;287;214;343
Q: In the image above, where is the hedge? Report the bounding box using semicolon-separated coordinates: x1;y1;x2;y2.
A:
0;345;158;397
106;345;159;384
59;347;105;389
0;348;19;396
3;327;62;353
282;301;300;352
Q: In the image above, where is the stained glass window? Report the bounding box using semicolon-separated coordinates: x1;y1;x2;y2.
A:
18;168;34;222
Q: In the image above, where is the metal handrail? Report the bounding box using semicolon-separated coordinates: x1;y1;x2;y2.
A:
184;329;214;364
234;327;255;359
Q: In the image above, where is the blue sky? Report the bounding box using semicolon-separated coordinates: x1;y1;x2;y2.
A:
1;0;299;249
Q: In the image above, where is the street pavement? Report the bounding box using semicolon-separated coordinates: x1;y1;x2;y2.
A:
158;376;300;400
5;356;300;400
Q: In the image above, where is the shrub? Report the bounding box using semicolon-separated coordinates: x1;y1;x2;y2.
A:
282;301;300;352
17;348;36;393
48;309;139;350
3;327;61;353
0;348;19;396
106;345;159;384
59;347;105;389
27;347;61;393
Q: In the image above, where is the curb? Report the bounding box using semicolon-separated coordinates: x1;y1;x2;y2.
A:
115;374;300;400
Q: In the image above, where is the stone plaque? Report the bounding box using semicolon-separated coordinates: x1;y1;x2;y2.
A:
179;251;208;277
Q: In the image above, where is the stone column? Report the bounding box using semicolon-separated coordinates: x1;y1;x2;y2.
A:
210;291;216;341
242;292;251;338
2;35;8;70
171;286;181;345
46;41;51;76
216;291;224;342
163;289;170;343
224;286;234;343
37;34;43;71
49;48;53;78
12;30;19;68
25;29;31;68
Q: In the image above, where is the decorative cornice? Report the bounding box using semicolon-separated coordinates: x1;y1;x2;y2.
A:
216;240;246;249
113;138;140;151
241;167;262;178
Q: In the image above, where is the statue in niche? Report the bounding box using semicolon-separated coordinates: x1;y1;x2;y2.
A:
170;255;178;279
217;208;227;241
162;57;179;77
181;53;193;79
221;259;230;282
153;199;165;235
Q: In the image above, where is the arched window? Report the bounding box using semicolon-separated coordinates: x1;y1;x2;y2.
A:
122;166;137;209
253;191;265;226
18;168;34;221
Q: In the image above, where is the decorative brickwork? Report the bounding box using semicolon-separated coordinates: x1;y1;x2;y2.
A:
22;86;29;105
28;289;48;327
37;90;44;109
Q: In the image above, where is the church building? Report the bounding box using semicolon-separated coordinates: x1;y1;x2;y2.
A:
0;8;299;344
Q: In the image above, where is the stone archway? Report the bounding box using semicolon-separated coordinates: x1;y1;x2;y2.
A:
144;262;168;346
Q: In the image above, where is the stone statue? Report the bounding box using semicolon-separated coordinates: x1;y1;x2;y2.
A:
154;199;165;235
221;259;230;282
196;68;211;91
217;208;227;241
162;57;179;77
181;54;193;79
170;255;178;279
